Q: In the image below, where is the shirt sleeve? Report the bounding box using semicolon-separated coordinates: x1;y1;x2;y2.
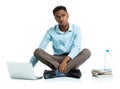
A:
38;30;51;50
68;26;82;59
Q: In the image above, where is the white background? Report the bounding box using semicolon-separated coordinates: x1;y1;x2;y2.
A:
0;0;120;89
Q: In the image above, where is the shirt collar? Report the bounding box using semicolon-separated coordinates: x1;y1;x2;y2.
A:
56;24;72;34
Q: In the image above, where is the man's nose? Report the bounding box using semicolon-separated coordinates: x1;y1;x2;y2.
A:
60;16;63;21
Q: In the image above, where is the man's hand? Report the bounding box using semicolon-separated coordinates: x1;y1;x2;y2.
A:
58;56;71;73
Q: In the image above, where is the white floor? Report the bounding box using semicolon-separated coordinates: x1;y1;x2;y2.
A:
1;57;120;89
0;1;120;89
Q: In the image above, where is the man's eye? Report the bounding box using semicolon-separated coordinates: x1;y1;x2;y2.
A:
62;14;65;17
55;16;60;19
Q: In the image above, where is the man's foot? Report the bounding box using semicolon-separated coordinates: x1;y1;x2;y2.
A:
43;70;56;79
66;69;82;78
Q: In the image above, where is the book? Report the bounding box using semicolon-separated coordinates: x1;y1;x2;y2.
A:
91;69;113;77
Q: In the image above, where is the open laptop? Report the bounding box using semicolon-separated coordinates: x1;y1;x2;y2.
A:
7;62;42;80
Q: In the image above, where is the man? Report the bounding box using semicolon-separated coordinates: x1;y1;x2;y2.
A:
30;5;91;79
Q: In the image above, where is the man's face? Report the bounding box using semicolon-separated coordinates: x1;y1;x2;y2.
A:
54;10;69;26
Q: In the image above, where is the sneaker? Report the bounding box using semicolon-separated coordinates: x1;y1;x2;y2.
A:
43;70;56;79
66;69;82;78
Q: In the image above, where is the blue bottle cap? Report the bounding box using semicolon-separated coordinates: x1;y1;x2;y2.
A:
106;50;109;52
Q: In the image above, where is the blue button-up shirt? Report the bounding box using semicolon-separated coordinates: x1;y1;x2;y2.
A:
39;24;81;59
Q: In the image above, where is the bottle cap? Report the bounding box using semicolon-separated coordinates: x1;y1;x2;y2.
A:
106;49;109;52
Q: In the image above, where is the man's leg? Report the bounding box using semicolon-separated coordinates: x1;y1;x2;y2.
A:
34;48;60;70
34;48;67;79
64;48;91;78
66;48;91;72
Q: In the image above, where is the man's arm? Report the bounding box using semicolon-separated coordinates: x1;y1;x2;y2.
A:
68;27;81;59
39;31;51;50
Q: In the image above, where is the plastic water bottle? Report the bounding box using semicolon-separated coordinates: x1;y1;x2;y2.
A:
104;49;112;71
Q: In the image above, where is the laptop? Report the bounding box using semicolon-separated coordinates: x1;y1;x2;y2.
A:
7;62;43;80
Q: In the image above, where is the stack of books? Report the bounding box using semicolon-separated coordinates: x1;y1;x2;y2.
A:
91;69;113;77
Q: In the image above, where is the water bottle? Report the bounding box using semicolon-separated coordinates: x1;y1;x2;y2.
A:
104;49;112;71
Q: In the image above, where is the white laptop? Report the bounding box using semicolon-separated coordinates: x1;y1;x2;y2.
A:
7;62;42;80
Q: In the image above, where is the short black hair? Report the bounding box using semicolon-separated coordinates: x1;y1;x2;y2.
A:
53;5;68;15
